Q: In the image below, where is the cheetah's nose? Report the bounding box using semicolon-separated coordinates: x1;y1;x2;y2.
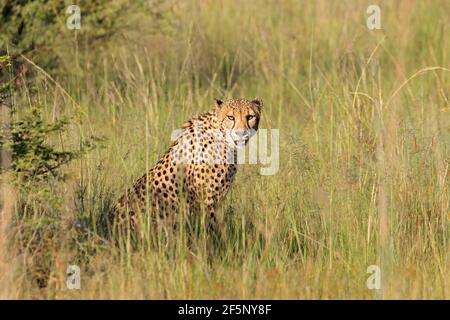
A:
234;130;249;140
231;130;250;147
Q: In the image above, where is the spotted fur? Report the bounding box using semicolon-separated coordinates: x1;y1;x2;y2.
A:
111;98;262;232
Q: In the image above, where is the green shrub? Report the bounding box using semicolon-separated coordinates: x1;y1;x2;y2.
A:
0;0;174;71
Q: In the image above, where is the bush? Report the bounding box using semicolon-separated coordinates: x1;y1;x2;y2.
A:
0;0;174;71
0;52;101;289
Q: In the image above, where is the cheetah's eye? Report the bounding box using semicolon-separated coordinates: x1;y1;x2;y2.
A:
247;115;254;121
227;115;234;121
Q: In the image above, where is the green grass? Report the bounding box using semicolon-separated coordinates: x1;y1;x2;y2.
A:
0;0;449;299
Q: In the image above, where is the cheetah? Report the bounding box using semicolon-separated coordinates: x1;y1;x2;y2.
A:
112;98;262;233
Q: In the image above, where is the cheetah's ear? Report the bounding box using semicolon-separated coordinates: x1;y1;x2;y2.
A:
215;99;224;108
251;98;263;109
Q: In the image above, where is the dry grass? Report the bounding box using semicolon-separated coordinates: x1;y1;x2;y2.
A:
0;0;449;299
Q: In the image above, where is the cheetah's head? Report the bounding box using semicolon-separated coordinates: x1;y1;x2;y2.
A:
215;98;262;148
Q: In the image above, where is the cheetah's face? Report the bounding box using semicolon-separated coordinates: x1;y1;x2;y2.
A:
215;98;262;148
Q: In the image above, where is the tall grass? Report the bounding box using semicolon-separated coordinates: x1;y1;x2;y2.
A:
1;0;449;299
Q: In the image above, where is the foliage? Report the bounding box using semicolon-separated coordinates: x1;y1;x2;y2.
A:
8;108;72;181
0;51;101;289
0;105;99;188
0;0;449;299
0;0;174;70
